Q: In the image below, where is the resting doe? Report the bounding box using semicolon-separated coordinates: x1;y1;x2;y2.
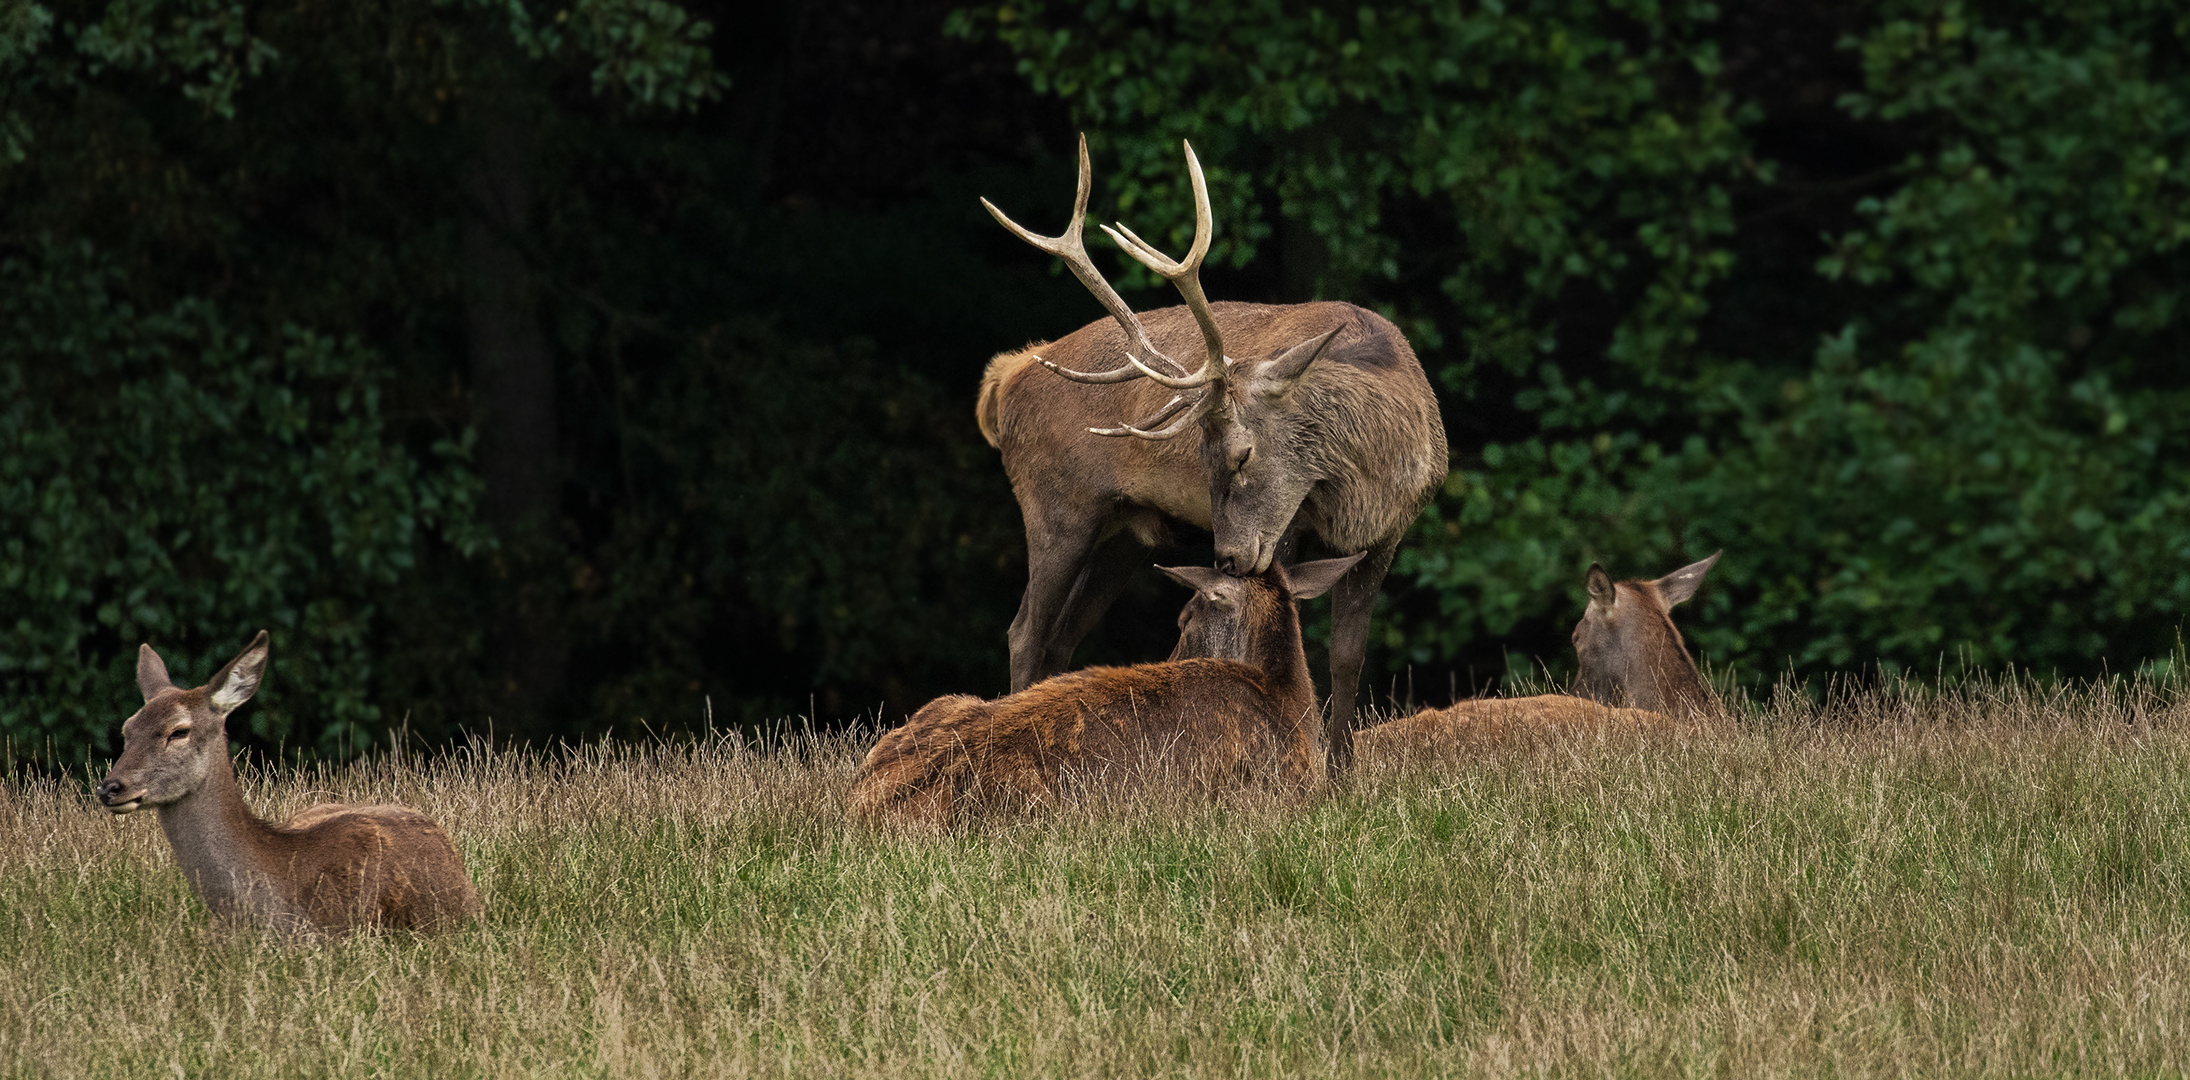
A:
848;555;1362;828
96;632;482;933
1358;552;1723;750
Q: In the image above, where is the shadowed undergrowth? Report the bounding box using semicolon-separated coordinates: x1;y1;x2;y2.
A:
5;674;2189;1078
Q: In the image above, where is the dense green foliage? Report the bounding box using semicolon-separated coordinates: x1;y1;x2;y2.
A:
4;0;2188;760
0;0;1058;757
0;239;481;753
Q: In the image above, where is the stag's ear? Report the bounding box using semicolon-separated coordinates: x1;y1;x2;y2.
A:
206;631;270;714
1158;565;1233;596
1651;550;1721;607
136;645;176;703
1283;552;1367;601
1585;564;1617;609
1247;326;1342;400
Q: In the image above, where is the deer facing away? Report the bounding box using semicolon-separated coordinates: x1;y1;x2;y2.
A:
1357;552;1723;750
848;555;1362;829
96;632;482;933
979;136;1446;775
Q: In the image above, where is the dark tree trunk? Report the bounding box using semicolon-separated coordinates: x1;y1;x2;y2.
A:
463;93;567;733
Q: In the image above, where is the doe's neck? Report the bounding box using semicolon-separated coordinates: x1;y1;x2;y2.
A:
155;748;286;916
1245;599;1315;712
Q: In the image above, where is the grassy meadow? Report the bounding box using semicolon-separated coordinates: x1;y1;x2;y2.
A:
6;675;2190;1078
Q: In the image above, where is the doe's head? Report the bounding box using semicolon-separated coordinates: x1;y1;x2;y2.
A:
96;631;269;815
1163;553;1363;663
1571;553;1719;713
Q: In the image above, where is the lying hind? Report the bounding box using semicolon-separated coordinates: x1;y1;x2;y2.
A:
1358;553;1725;754
849;556;1360;828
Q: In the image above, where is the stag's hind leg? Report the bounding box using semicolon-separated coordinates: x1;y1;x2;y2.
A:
1009;522;1145;691
1043;530;1149;672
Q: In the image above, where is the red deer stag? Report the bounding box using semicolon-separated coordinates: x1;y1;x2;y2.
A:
979;136;1446;774
848;554;1363;828
1358;552;1723;750
96;632;483;933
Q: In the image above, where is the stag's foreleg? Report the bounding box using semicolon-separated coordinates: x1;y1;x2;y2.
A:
1008;521;1146;691
1324;539;1399;779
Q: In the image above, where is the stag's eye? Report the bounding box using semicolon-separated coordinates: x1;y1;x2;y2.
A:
167;726;191;743
1231;444;1253;473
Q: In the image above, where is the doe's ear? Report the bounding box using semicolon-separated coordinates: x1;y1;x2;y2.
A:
1585;564;1617;609
206;631;271;714
1282;552;1367;601
136;645;176;703
1651;550;1721;607
1158;565;1233;596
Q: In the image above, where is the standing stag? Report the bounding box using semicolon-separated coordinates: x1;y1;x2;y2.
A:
979;136;1446;772
1357;552;1723;750
848;554;1362;828
96;632;483;933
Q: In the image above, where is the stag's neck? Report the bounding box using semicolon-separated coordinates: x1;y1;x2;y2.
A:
155;757;303;925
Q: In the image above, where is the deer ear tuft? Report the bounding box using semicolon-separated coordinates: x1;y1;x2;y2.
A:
1652;550;1721;607
136;645;176;703
1158;565;1232;596
1585;564;1617;609
206;631;271;713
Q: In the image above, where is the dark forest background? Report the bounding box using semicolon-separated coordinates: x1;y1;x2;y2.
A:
4;0;2187;762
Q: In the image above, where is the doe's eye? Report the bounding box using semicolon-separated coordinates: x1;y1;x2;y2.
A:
167;727;191;742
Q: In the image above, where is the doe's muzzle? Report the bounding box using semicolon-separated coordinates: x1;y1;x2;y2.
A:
96;778;144;814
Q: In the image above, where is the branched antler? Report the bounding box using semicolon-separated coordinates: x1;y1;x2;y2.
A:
983;136;1234;440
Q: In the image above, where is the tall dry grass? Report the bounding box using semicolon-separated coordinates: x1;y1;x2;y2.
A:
5;673;2189;1078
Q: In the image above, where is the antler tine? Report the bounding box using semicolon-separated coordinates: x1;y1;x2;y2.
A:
1100;140;1228;391
980;134;1183;378
1043;352;1216;390
978;135;1089;258
1089;389;1219;440
1104;142;1213;277
1088;392;1193;437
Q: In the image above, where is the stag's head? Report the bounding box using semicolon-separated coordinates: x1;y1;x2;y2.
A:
982;136;1345;574
1192;329;1343;574
1571;553;1719;715
97;632;268;814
